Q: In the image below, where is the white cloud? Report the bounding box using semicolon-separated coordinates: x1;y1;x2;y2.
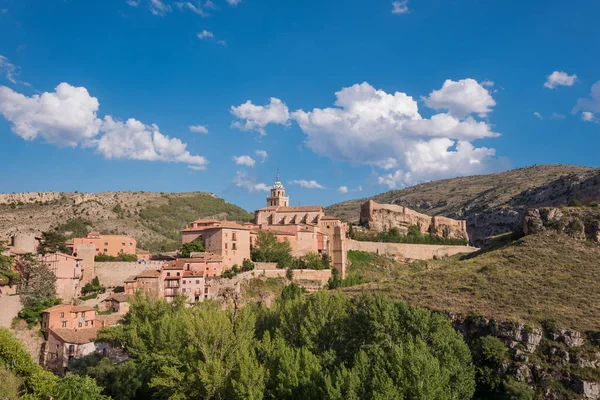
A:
551;112;566;119
227;0;242;6
544;71;577;89
216;40;227;46
337;186;349;194
233;155;256;167
197;30;214;39
533;112;543;120
233;171;270;193
0;82;208;169
378;170;412;189
391;0;408;14
573;81;600;114
149;0;172;15
290;80;502;188
231;97;290;135
423;78;496;118
581;112;597;123
290;180;325;189
255;150;268;162
0;55;30;87
189;124;208;134
0;83;102;146
94;116;208;168
481;79;494;87
126;0;140;6
175;2;207;16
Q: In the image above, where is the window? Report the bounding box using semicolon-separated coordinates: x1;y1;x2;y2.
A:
196;280;200;284
60;312;64;318
61;321;66;327
225;243;228;250
232;232;237;241
104;249;108;253
167;272;170;277
183;280;186;284
204;288;208;294
232;243;237;250
79;322;82;327
129;242;133;246
85;321;88;326
176;272;180;276
122;242;126;246
104;242;108;246
81;312;85;318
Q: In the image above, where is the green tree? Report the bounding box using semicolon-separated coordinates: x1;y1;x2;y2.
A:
37;231;69;255
251;231;292;266
54;374;109;400
0;241;19;286
0;365;22;400
16;255;57;307
178;241;205;258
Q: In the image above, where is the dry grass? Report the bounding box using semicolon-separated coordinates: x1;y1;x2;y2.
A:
343;233;600;331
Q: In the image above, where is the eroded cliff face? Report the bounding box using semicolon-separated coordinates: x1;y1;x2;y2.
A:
359;200;469;240
523;207;600;242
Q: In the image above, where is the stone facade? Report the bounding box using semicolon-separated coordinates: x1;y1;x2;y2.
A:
347;239;477;261
360;200;469;241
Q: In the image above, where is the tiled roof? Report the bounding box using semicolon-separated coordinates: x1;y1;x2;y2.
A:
50;327;100;344
42;304;70;313
183;271;206;277
256;206;323;212
136;269;161;278
70;305;95;313
95;314;122;327
124;275;137;282
184;221;250;231
105;293;130;303
41;252;82;261
251;227;295;236
321;216;340;220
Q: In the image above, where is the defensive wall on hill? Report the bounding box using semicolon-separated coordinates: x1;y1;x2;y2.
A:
237;266;332;289
347;240;477;260
95;261;164;287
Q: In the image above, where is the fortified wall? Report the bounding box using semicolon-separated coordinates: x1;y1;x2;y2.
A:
360;200;469;241
95;261;164;287
347;240;477;261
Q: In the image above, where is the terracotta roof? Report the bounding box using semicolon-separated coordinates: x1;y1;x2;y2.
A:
183;221;251;231
251;227;295;236
50;327;100;344
136;269;161;278
42;304;70;313
124;275;137;283
95;314;122;327
256;205;323;212
321;216;340;220
183;271;205;278
105;293;130;303
70;305;95;313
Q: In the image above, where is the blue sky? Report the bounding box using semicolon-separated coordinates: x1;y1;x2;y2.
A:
0;0;599;212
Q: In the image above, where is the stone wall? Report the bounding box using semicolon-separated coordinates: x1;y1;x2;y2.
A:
237;268;332;289
360;200;468;241
347;240;477;260
95;261;163;287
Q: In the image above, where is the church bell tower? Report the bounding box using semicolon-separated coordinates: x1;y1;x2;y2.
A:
267;169;289;207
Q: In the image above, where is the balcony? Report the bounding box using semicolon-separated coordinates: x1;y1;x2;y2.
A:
164;288;180;297
164;280;180;288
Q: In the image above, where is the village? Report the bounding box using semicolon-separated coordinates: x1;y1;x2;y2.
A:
0;172;475;376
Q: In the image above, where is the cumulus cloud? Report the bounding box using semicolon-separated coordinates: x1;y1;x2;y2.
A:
94;116;208;168
391;0;408;14
290;80;502;188
233;171;270;193
233;155;256;167
175;2;208;16
423;78;496;118
0;82;208;169
544;71;577;89
551;112;566;119
581;112;597;123
290;180;325;189
231;97;290;134
533;112;543;120
197;30;214;39
0;83;102;146
149;0;171;15
573;81;600;115
255;150;268;162
189;124;208;134
337;186;349;194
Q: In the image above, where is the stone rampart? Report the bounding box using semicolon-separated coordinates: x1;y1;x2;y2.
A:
237;268;332;289
95;261;163;287
347;240;477;260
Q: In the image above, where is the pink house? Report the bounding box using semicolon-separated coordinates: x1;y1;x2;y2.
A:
41;253;83;302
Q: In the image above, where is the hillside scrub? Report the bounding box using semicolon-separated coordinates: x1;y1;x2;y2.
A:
84;290;475;399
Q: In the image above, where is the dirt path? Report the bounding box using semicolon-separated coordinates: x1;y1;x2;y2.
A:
0;294;21;328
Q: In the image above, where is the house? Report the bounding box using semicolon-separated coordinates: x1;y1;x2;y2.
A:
102;293;131;315
69;232;138;258
40;252;83;302
41;304;97;334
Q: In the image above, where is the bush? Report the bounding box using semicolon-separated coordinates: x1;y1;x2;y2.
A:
568;199;583;207
178;241;205;258
16;298;62;328
82;276;105;295
94;253;137;262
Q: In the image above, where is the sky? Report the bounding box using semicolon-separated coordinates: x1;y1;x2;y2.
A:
0;0;599;212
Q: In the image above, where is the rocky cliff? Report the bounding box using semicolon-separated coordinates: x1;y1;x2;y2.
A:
327;165;600;245
523;206;600;242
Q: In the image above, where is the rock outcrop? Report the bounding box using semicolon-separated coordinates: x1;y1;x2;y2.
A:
359;200;469;240
523;206;600;242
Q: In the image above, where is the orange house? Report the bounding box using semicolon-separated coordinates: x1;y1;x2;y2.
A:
70;232;137;258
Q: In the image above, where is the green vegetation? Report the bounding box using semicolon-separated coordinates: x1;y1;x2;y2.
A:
15;298;62;328
55;217;93;239
138;193;254;251
0;328;107;399
251;231;293;266
342;232;600;331
0;241;19;286
178;241;205;258
221;259;255;279
352;225;468;246
74;291;474;399
94;253;137;262
17;254;57;307
241;278;286;301
82;276;105;296
37;231;69;255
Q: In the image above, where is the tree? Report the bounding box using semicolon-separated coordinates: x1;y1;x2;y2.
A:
251;231;292;266
178;241;205;258
16;254;57;307
0;241;19;286
54;374;109;400
37;231;69;255
0;365;22;400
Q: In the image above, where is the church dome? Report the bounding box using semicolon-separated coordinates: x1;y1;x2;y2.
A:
272;170;285;190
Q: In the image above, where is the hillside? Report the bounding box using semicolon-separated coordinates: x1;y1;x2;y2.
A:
343;230;600;332
326;164;600;244
0;191;254;252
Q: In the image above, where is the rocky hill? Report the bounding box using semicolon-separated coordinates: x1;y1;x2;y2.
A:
326;164;600;245
0;191;254;252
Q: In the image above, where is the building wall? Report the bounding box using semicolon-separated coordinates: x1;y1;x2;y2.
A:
41;253;82;302
181;276;206;302
45;331;96;375
95;261;163;287
72;234;137;257
76;244;96;285
203;228;251;269
347;240;477;260
42;306;97;333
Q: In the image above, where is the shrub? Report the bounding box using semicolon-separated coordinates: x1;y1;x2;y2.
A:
568;199;583;207
16;298;62;328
